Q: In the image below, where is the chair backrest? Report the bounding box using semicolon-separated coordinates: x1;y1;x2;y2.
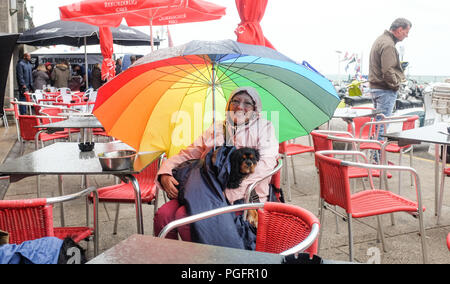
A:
402;115;419;131
311;131;333;152
57;93;73;104
32;91;44;103
18;115;40;141
0;198;54;244
134;157;159;186
57;88;71;95
314;152;352;213
255;202;319;256
348;107;376;139
39;108;65;124
278;141;288;154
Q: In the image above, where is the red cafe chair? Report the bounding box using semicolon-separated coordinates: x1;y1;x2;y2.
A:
88;156;163;235
278;140;314;201
359;115;419;194
16;114;69;155
315;150;428;263
159;202;320;258
0;186;99;256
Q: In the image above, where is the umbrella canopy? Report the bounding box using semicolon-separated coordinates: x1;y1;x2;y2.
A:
17;20;160;47
93;40;340;156
59;0;226;27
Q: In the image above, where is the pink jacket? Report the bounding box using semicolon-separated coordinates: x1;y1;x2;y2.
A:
157;87;279;204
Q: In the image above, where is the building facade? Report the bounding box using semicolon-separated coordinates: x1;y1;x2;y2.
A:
0;0;34;106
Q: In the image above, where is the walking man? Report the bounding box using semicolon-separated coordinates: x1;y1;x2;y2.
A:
369;18;412;138
16;53;34;114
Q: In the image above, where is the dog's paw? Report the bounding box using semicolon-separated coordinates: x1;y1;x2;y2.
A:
246;209;258;228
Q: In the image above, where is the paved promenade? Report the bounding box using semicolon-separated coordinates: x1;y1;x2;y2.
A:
1;120;449;264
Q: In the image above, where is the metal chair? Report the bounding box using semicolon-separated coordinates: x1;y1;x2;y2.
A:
311;130;393;182
359;115;419;194
278;140;314;201
159;202;320;257
88;155;163;235
0;186;99;256
17;114;69;155
315;150;428;263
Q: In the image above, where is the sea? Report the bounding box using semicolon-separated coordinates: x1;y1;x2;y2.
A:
326;74;450;84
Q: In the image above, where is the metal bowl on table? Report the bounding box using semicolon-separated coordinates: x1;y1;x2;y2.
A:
98;150;137;171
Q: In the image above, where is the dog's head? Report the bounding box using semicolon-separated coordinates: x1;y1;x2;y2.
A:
234;147;260;175
227;147;260;189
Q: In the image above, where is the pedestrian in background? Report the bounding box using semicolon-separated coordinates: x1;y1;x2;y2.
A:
51;60;71;89
91;63;104;90
115;58;122;76
15;53;34;114
369;18;412;137
32;64;49;90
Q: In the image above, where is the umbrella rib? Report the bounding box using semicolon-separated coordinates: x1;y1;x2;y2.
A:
151;66;210;86
222;63;337;119
180;55;213;85
216;54;244;83
217;66;314;134
216;57;265;86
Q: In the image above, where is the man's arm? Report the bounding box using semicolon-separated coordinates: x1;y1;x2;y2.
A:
380;46;403;91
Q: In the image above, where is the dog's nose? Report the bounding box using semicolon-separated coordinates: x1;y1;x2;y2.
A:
246;161;253;167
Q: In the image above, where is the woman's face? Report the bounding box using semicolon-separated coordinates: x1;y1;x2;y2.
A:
228;92;256;125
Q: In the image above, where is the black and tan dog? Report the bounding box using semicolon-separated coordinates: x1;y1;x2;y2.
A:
228;147;260;228
227;147;260;189
210;147;260;227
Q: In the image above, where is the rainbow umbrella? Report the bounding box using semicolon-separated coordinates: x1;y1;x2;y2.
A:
93;40;339;157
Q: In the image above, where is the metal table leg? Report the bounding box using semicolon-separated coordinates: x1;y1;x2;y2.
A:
58;175;65;227
126;175;144;234
435;143;440;216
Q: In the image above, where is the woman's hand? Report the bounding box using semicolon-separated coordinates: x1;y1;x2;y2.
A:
160;174;179;200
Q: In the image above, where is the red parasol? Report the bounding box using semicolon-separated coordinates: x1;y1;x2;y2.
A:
60;0;226;48
60;0;226;80
234;0;274;49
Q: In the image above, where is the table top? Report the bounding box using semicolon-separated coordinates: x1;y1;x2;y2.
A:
0;142;163;182
87;235;284;264
36;116;103;129
333;108;381;119
383;125;450;146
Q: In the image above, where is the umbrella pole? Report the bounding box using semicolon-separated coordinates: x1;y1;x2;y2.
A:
150;18;154;52
84;37;89;90
212;62;216;150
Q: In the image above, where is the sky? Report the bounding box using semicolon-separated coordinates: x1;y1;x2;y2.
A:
26;0;450;77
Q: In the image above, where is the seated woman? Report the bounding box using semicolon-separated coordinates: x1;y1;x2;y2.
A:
154;86;279;244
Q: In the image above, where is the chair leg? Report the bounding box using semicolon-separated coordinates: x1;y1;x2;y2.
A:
376;215;387;253
347;213;354;262
437;160;447;225
317;199;325;254
398;151;403;195
410;148;414;186
418;211;428;264
290;155;297;185
113;203;120;235
282;154;292;201
92;190;99;257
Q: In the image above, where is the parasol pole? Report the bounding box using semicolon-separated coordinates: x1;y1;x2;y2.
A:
212;61;216;150
150;17;154;52
84;37;89;89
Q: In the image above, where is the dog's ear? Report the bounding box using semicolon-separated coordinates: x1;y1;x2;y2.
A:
253;149;260;161
229;150;241;172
